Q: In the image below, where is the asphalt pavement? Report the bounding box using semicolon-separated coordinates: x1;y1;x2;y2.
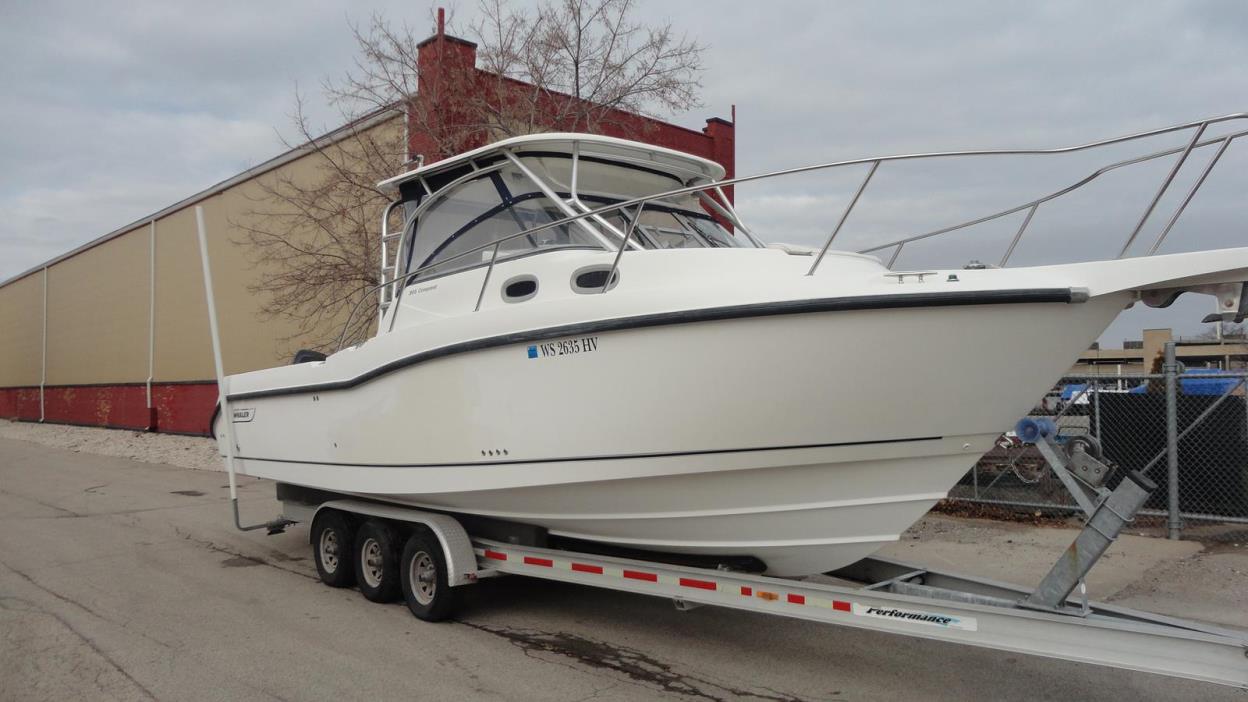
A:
1;436;1244;701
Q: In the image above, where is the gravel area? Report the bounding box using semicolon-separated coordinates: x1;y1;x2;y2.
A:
0;418;220;471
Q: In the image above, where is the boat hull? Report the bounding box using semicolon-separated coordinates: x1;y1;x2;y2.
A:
254;437;985;575
225;290;1129;575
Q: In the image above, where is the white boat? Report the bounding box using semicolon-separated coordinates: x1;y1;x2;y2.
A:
214;117;1248;576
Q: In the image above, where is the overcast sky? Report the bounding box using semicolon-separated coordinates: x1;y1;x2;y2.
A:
2;0;1246;344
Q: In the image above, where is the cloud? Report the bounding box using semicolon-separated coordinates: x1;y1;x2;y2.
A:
3;0;1247;342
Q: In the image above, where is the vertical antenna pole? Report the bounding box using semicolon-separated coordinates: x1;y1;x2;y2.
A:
196;206;239;503
197;206;294;534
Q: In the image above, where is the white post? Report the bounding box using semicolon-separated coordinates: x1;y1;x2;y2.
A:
146;220;156;417
39;266;47;422
195;206;240;501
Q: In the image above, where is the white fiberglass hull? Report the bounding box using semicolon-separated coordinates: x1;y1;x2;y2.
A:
217;247;1248;575
251;439;992;576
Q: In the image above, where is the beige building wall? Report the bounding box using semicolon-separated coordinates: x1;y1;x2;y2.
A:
0;272;46;386
0;114;403;386
44;227;150;385
151;205;215;381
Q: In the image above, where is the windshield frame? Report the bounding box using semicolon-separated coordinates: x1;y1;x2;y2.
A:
399;152;748;284
391;148;758;290
399;162;615;284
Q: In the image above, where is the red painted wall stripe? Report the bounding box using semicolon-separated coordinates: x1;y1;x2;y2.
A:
571;563;603;574
833;600;851;612
523;556;553;567
679;577;717;591
0;383;218;435
623;569;658;582
483;549;507;561
787;594;806;605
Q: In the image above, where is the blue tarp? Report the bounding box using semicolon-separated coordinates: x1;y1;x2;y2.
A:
1060;383;1087;401
1062;373;1239;399
1179;369;1243;396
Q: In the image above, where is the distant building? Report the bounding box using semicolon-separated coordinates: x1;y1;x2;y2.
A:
1071;328;1248;375
0;19;734;434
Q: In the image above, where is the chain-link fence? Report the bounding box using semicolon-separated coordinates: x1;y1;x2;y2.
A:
949;344;1248;538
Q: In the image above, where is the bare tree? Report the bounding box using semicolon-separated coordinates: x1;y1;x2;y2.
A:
233;95;405;355
468;0;705;138
236;0;706;354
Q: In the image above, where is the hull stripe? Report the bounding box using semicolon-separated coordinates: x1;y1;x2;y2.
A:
229;434;941;468
229;429;938;467
227;287;1079;401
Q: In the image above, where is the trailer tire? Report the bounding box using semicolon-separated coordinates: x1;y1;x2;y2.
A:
354;520;401;603
400;531;458;621
312;510;356;588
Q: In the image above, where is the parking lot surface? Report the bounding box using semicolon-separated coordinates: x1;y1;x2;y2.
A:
1;435;1245;701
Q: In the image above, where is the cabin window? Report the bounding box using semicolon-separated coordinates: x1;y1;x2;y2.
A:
406;167;605;279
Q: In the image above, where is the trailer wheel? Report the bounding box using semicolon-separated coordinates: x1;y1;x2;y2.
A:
312;510;356;588
400;531;458;621
354;520;401;603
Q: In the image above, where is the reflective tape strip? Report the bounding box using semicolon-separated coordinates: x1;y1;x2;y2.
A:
476;546;864;620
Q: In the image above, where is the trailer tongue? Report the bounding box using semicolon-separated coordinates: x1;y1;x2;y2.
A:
473;540;1248;689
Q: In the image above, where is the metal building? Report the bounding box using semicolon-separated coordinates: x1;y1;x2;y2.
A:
0;24;735;434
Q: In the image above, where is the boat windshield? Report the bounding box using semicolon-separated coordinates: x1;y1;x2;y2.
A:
405;164;603;279
526;155;747;250
404;154;748;281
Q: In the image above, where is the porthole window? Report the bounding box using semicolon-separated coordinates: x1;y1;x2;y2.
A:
571;265;620;294
501;274;538;303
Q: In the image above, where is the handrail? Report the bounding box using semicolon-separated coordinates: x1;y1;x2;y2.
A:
807;160;879;275
336;112;1248;351
376;199;404;326
860;128;1248;260
1147;137;1234;256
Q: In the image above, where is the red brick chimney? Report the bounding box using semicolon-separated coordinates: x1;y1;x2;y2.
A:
409;8;481;161
703;106;736;203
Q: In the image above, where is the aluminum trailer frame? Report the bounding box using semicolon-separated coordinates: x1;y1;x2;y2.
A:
291;497;1248;689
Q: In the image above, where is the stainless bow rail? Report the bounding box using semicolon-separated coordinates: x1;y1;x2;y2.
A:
339;113;1248;350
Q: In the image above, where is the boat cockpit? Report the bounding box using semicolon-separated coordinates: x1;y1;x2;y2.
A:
377;134;759;288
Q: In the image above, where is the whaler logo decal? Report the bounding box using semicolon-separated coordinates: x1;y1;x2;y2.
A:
852;603;977;631
527;336;599;359
231;408;255;423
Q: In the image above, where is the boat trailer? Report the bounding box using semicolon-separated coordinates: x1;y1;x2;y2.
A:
264;399;1246;688
277;440;1248;690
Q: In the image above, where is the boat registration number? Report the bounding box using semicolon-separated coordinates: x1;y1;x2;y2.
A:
527;336;599;359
